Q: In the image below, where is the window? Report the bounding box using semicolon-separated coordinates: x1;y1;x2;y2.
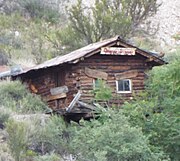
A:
116;79;132;93
93;79;101;89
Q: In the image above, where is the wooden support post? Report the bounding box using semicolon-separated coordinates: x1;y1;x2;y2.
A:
66;91;81;112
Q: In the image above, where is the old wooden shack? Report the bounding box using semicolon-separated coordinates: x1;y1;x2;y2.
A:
13;36;166;116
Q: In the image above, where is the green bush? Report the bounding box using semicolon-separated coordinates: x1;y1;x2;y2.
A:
0;107;11;129
0;80;48;114
19;0;60;23
34;152;62;161
30;115;70;156
0;143;14;161
6;119;29;161
69;109;163;161
93;79;112;105
122;57;180;161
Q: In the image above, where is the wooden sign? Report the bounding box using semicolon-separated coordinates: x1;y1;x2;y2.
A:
46;93;67;101
50;86;68;95
85;67;108;80
115;70;139;80
101;47;136;55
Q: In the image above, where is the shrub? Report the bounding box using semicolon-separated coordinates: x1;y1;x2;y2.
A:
34;152;62;161
6;119;29;161
0;143;14;161
93;79;112;103
0;80;48;113
122;57;180;160
19;0;60;23
69;109;163;161
0;107;11;129
29;115;70;156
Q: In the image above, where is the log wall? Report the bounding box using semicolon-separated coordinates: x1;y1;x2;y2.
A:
65;53;148;107
20;52;150;109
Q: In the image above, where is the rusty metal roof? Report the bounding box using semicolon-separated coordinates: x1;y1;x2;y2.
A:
14;36;166;76
0;65;10;73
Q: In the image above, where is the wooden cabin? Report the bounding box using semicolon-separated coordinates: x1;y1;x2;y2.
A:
13;36;166;116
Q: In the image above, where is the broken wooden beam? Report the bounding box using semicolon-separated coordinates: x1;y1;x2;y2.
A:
66;91;81;112
85;67;108;80
77;101;96;111
115;70;139;80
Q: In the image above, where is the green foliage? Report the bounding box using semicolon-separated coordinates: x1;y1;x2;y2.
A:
34;152;62;161
0;13;65;64
122;57;180;160
148;59;180;98
70;109;163;161
132;36;162;51
0;107;11;129
30;115;70;156
0;81;48;113
60;0;159;52
0;142;14;161
56;25;86;54
122;99;179;160
18;0;61;24
93;79;112;102
173;33;180;41
165;47;180;62
6;119;29;161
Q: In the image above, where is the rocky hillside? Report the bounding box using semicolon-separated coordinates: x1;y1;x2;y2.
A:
0;0;179;67
148;0;180;48
0;0;179;49
58;0;180;49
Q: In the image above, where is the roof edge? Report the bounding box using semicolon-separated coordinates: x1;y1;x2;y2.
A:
13;36;166;77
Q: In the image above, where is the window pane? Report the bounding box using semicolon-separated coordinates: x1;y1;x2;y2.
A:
124;80;130;91
94;79;100;89
118;80;124;91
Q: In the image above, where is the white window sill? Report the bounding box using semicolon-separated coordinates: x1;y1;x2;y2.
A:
117;91;132;94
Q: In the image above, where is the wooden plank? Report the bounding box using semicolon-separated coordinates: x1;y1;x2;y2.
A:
77;101;96;110
46;93;67;101
66;91;81;112
115;70;139;80
30;84;38;93
50;86;68;95
84;67;108;80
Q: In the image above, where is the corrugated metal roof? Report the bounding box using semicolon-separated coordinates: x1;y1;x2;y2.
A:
0;65;23;78
14;36;166;76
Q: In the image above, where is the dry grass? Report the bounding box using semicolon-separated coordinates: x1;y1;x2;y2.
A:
0;129;14;161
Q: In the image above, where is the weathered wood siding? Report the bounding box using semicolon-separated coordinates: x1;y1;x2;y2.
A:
19;52;150;109
20;67;68;110
65;53;148;107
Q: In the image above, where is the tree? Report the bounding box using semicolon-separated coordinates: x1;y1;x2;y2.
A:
122;51;180;160
70;108;165;161
58;0;159;52
6;119;29;161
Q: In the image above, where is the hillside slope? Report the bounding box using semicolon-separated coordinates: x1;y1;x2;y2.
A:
148;0;180;48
